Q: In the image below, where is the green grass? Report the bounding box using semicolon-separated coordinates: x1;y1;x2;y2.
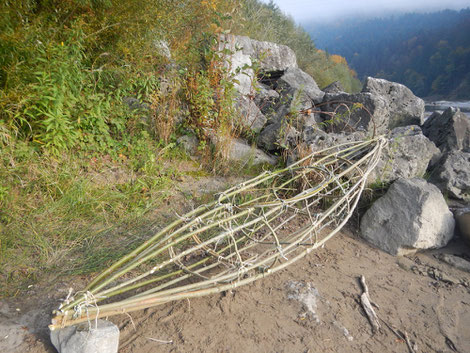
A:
0;138;188;296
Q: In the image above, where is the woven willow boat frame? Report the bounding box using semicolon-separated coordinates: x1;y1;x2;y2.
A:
50;136;387;330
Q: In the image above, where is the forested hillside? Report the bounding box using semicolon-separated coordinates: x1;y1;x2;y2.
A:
306;9;470;99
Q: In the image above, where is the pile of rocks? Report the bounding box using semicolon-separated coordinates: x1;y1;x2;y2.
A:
128;35;469;255
216;34;470;256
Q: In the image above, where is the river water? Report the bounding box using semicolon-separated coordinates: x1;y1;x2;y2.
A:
425;100;470;119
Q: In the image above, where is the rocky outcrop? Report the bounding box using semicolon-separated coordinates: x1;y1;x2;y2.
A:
282;128;366;165
154;40;172;60
227;138;277;166
367;126;440;184
322;77;425;134
218;35;255;95
302;127;366;153
322;81;345;94
257;119;299;152
225;35;297;72
322;91;389;134
254;83;279;114
360;178;455;256
430;151;470;201
422;107;470;153
277;67;324;103
217;34;325;152
362;77;425;127
218;34;298;96
123;97;150;112
257;69;325;152
235;96;267;133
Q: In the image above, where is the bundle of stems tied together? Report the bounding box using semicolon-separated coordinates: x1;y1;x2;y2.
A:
50;136;387;330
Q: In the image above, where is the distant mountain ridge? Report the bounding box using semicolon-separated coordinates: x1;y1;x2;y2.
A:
305;9;470;99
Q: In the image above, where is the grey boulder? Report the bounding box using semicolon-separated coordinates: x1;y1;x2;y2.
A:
367;126;440;184
361;178;455;256
250;38;298;72
322;91;389;134
277;67;324;103
123;97;150;112
50;320;119;353
218;35;255;95
254;82;279;115
285;128;366;165
430;150;470;201
322;80;345;94
219;34;297;72
235;95;267;133
256;68;325;152
218;34;298;95
362;77;425;127
153;40;172;60
322;77;425;134
302;127;366;153
227;138;277;166
422;107;470;153
257;119;299;152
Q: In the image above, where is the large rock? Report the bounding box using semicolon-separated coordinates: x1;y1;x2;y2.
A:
277;67;324;103
235;96;267;133
430;150;470;201
256;68;325;152
361;178;455;256
302;127;366;153
254;82;279;115
362;77;425;127
227;138;277;166
422;107;470;153
285;128;366;165
322;91;389;134
322;81;345;94
50;320;119;353
257;119;299;152
367;126;440;184
218;35;298;95
123;97;150;112
250;39;298;72
322;77;425;134
219;35;297;72
218;36;254;95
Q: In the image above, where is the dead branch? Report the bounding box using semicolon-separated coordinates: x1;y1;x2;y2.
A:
359;275;381;334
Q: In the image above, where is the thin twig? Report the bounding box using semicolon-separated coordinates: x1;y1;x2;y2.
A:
125;312;136;332
146;337;173;344
84;22;122;39
404;331;417;353
379;318;404;341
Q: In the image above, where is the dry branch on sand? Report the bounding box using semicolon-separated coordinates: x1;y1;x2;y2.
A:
50;137;387;330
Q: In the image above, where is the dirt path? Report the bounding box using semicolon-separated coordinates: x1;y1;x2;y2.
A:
2;227;469;353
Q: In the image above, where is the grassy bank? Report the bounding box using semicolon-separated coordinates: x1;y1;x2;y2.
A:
0;0;360;296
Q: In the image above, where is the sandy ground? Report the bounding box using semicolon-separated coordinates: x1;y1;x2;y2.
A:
1;226;470;353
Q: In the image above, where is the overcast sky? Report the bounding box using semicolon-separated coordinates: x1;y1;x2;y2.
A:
264;0;470;23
